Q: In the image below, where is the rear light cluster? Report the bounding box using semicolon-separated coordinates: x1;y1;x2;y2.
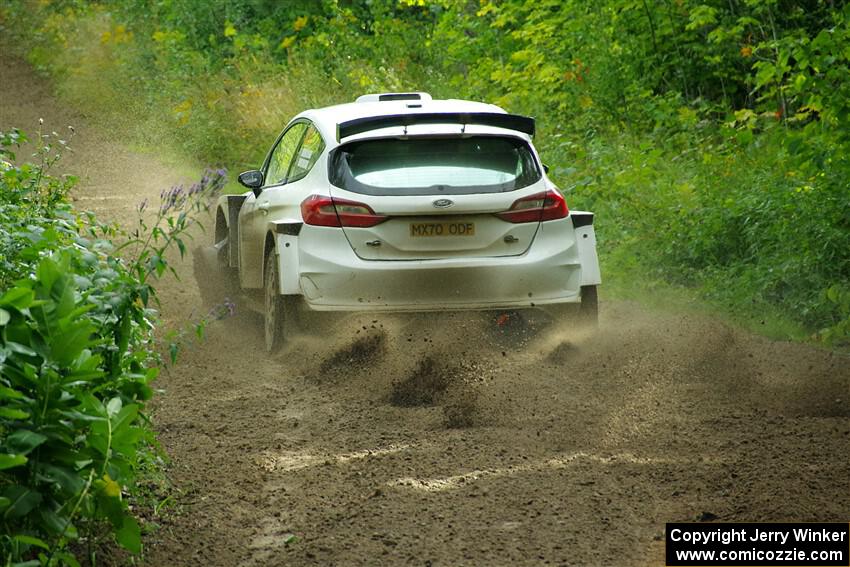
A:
301;195;387;228
301;189;567;229
497;190;568;223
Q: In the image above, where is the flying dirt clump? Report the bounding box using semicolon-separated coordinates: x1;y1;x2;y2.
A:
389;355;488;429
389;355;454;407
547;340;580;364
318;330;387;377
442;386;480;429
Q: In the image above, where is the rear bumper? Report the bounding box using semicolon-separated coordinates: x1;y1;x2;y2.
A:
295;219;585;312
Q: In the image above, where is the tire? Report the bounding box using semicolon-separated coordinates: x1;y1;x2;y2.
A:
263;252;286;353
193;239;237;308
579;285;599;326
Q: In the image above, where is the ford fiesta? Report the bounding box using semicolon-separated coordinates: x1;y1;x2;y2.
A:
196;92;601;352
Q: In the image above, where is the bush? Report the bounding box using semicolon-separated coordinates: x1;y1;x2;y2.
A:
0;128;225;564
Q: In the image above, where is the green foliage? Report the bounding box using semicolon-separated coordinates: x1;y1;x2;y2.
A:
0;128;147;563
2;0;848;345
1;253;153;563
820;286;850;347
0;129;226;564
0;128;77;290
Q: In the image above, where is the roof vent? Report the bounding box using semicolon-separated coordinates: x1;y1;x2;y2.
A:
355;92;432;103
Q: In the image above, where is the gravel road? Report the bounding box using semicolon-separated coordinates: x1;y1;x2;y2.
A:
2;54;848;567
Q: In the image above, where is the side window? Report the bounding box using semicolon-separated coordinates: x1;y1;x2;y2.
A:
285;125;325;183
265;123;307;186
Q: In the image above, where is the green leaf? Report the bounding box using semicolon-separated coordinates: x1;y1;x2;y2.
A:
12;534;49;550
59;409;105;423
0;407;30;420
35;257;62;297
39;464;85;496
5;342;37;357
51;320;96;366
0;308;9;325
111;427;143;455
0;453;27;470
112;403;138;433
6;429;48;454
826;286;840;303
754;61;777;90
50;552;81;567
2;486;42;518
96;488;125;526
88;422;110;456
116;516;142;554
155;256;166;277
736;129;754;146
40;507;79;538
117;312;132;355
0;286;34;310
107;396;123;417
0;385;25;400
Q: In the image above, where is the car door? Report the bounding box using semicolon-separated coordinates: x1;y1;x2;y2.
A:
257;123;327;243
239;122;308;288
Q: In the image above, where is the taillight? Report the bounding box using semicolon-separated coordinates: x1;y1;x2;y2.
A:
300;195;387;228
496;190;568;223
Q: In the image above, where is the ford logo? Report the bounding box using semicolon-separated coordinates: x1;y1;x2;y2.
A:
432;198;454;208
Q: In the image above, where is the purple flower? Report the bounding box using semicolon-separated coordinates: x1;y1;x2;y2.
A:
159;184;189;213
206;298;236;321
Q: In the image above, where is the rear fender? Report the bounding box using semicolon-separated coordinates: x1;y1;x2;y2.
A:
268;221;303;295
571;211;601;286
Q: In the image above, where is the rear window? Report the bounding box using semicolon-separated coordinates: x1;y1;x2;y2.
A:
328;136;541;196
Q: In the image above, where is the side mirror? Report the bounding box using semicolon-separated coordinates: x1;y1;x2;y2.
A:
238;170;264;195
542;163;550;174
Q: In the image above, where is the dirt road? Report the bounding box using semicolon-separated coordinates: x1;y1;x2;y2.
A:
2;55;849;567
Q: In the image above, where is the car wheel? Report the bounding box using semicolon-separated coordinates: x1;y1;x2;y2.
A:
193;239;238;308
579;285;599;326
264;252;286;353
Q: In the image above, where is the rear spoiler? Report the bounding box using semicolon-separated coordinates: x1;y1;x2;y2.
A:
336;112;535;142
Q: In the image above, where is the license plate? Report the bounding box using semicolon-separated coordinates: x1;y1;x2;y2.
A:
409;222;476;237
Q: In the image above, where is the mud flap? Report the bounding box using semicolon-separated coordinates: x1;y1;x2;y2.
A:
275;233;301;295
572;214;601;286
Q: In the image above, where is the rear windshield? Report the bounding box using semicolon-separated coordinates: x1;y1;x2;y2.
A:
328;136;541;196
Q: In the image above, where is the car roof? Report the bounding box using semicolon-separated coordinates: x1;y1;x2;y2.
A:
294;95;524;146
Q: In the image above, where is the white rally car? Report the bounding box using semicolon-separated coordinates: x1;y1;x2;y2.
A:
197;93;601;352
